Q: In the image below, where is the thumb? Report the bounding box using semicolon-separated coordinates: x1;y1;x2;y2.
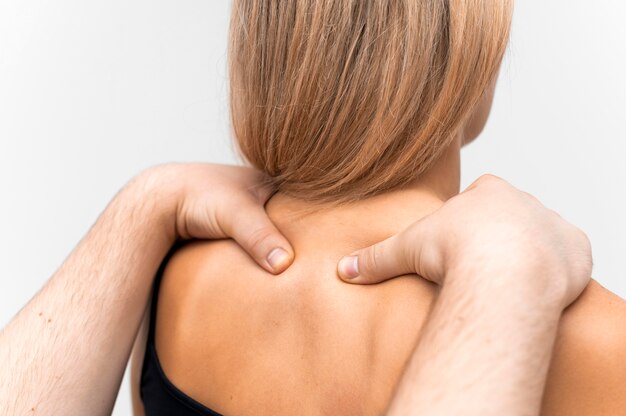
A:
222;199;295;274
337;233;415;284
337;219;440;284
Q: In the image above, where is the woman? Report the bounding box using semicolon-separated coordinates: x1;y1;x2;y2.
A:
131;1;626;414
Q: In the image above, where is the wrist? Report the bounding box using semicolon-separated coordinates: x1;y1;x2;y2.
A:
446;258;567;316
122;165;182;244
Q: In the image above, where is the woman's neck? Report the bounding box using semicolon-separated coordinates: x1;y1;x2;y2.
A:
265;137;462;255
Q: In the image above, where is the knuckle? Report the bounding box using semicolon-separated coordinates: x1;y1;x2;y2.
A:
244;226;274;256
469;174;509;194
477;173;503;185
568;222;590;247
361;245;382;276
546;207;562;221
521;190;539;203
396;227;414;260
566;227;593;289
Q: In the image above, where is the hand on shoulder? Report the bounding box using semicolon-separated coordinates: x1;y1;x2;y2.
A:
133;163;295;273
338;173;592;311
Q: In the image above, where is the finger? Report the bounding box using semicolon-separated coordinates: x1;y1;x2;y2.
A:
463;173;503;193
239;168;278;204
337;217;443;285
337;232;416;284
222;198;294;274
248;176;278;204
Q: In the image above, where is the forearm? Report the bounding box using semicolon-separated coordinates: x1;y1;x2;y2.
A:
387;267;562;416
0;172;176;415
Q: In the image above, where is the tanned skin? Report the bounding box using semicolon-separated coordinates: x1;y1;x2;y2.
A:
132;156;624;415
340;174;606;415
3;80;623;416
1;161;619;416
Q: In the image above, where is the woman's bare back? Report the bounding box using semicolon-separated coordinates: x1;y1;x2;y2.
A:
132;192;626;415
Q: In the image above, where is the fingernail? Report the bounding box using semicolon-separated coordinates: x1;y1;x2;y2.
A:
338;255;359;279
267;247;290;273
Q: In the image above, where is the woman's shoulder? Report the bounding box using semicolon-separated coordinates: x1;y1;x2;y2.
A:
542;279;626;414
156;241;626;414
153;237;435;414
153;238;274;413
158;238;263;307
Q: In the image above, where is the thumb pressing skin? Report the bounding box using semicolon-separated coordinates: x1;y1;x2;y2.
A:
225;199;294;274
337;233;416;284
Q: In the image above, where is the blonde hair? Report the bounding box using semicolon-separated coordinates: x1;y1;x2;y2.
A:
229;0;513;203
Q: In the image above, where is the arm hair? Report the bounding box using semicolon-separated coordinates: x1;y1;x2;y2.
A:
0;175;175;415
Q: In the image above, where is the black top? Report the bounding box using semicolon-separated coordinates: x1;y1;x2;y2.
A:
140;240;224;416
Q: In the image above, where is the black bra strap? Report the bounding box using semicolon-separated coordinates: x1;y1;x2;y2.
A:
147;238;187;344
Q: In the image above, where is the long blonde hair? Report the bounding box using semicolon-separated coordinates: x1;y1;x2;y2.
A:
229;0;513;203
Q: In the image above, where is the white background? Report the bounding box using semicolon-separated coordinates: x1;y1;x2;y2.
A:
1;2;624;415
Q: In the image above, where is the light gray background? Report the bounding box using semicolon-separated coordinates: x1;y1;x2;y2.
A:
1;2;624;415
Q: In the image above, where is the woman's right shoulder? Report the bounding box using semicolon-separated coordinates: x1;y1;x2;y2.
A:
161;239;252;292
541;279;626;415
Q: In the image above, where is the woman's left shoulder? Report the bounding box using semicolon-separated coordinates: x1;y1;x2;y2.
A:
541;279;626;415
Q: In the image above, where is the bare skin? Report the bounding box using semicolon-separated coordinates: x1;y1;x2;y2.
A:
139;250;624;415
2;78;620;415
339;174;596;415
1;158;603;416
0;159;617;416
0;164;296;415
130;141;626;415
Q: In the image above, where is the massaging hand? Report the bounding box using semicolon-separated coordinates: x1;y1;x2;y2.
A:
137;163;294;273
337;174;592;309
